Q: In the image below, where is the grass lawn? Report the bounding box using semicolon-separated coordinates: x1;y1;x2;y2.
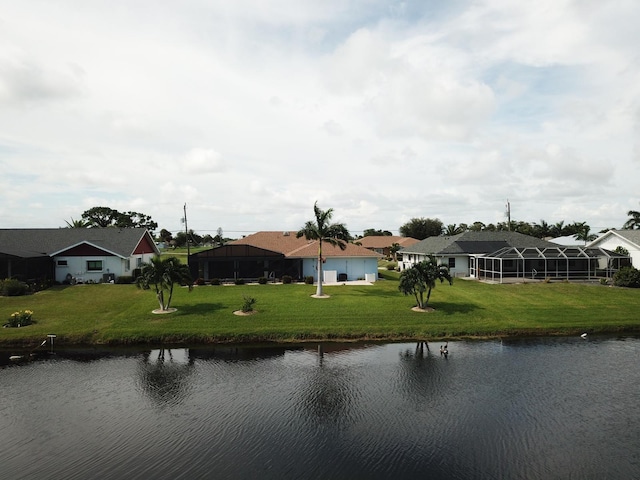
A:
1;271;639;347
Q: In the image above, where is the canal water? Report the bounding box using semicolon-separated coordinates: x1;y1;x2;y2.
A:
1;337;639;480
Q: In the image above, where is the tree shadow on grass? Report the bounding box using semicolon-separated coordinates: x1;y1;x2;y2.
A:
171;303;226;315
430;302;480;315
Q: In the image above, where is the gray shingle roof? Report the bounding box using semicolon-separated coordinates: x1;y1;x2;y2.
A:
0;228;157;258
400;231;559;256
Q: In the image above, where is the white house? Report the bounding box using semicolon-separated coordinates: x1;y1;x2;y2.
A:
587;230;640;268
0;228;159;283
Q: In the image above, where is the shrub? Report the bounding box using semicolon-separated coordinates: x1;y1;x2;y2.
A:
6;310;34;327
304;276;314;285
234;278;245;285
241;295;256;313
613;267;640;288
258;277;268;284
1;278;29;296
116;276;134;284
282;275;292;284
210;278;221;285
194;278;205;286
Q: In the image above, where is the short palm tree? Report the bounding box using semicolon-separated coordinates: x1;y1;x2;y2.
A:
296;202;348;297
399;256;453;309
136;256;192;312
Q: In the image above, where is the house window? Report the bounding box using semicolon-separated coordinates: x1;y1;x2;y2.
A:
448;258;456;268
125;259;131;271
87;260;103;271
57;260;68;267
136;258;143;267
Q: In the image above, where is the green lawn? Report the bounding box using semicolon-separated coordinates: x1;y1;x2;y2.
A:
1;272;639;347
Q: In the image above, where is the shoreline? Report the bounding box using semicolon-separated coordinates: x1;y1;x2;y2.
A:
3;326;639;351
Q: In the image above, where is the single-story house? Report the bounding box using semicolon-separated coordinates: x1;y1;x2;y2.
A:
0;228;159;283
399;231;629;283
587;229;640;268
355;235;419;258
189;231;382;282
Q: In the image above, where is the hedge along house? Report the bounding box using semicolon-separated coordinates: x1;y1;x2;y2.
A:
399;231;629;283
189;231;382;282
0;228;159;284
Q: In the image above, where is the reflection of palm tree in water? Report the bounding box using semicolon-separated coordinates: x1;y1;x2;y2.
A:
137;348;195;407
397;342;448;403
297;347;358;425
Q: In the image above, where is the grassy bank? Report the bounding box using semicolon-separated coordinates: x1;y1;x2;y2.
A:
1;272;639;347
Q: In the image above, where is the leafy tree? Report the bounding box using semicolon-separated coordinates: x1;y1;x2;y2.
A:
399;218;443;240
363;228;392;237
158;229;173;244
623;209;640;229
469;221;486;232
296;202;348;297
136;256;193;312
398;256;452;309
80;206;158;233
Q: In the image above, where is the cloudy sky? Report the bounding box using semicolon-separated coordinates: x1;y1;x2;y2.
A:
1;0;639;237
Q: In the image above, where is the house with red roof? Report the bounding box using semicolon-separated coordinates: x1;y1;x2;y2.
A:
189;231;382;282
355;235;419;258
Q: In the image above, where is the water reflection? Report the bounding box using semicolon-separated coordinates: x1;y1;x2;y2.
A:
0;338;638;480
136;348;195;407
297;346;358;425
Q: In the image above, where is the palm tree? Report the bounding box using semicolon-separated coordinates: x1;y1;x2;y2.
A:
398;256;452;309
65;217;88;228
296;202;348;297
136;256;193;312
574;222;597;245
623;209;640;229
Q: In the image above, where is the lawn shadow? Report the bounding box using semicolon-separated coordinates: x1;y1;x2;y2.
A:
172;303;226;315
431;302;480;315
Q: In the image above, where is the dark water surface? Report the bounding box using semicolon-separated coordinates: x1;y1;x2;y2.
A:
1;337;639;480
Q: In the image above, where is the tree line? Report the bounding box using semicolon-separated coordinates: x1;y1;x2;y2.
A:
65;205;640;245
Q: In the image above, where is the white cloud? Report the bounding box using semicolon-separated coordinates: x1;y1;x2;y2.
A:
0;0;639;235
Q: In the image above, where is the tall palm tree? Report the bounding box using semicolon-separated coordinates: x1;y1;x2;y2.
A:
136;256;193;312
296;202;348;297
623;210;640;229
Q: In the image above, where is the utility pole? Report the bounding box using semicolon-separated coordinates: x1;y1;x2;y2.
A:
506;199;511;231
183;203;190;258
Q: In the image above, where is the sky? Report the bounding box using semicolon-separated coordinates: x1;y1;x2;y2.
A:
1;0;639;238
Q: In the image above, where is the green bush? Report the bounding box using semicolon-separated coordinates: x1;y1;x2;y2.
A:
258;277;268;284
210;278;221;285
282;275;292;284
194;278;205;286
116;276;134;284
1;278;29;296
234;278;245;285
613;267;640;288
241;295;256;313
304;276;314;285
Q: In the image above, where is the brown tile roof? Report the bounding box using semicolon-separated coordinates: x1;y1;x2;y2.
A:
355;235;419;249
231;231;382;258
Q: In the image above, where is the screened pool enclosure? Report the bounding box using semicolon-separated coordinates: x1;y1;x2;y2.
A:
471;246;630;283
